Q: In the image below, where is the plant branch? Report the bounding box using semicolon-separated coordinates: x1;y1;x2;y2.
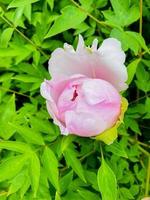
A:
145;156;150;196
0;86;31;98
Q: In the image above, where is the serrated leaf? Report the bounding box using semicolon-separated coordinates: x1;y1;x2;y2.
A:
64;148;86;182
0;155;28;182
97;157;117;200
41;146;59;191
45;6;87;38
29;152;40;198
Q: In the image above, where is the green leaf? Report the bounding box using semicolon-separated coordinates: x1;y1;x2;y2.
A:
45;6;87;38
20;174;30;199
126;31;149;53
55;192;61;200
29;152;40;198
0;27;14;48
78;189;100;200
105;141;128;158
7;169;27;196
97;157;117;200
47;0;54;10
60;170;73;194
24;4;32;21
103;0;139;27
127;59;141;85
41;146;59;191
13;74;42;83
9;123;45;145
0;48;21;57
64;148;86;182
0;141;31;153
119;188;134;199
0;94;16;139
8;0;39;8
61;135;75;153
0;155;28;182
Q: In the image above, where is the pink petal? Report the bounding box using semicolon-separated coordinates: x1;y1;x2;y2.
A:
81;79;120;105
48;35;127;91
65;110;107;137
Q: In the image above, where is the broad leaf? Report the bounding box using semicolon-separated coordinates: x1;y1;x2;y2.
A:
97;157;117;200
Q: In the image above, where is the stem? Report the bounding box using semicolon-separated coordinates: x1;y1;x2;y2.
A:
100;143;104;159
0;86;31;98
145;156;150;196
129;92;150;105
80;149;95;161
0;15;49;59
129;138;150;148
138;146;149;157
139;0;143;58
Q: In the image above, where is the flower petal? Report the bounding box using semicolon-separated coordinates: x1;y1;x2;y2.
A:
65;110;107;137
98;38;128;91
96;97;128;144
48;36;127;91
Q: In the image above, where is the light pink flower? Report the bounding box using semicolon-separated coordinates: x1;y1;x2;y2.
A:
41;35;127;137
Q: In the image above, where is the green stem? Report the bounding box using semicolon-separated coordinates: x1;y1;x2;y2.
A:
145;156;150;196
0;86;31;98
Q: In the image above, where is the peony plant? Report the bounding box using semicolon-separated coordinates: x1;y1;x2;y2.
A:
41;35;128;144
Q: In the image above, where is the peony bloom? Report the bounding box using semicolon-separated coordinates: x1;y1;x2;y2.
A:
41;35;128;143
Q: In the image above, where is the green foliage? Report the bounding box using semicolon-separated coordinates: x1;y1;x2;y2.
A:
0;0;149;199
97;156;117;200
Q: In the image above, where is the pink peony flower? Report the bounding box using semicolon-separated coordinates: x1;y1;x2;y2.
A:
41;35;128;137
